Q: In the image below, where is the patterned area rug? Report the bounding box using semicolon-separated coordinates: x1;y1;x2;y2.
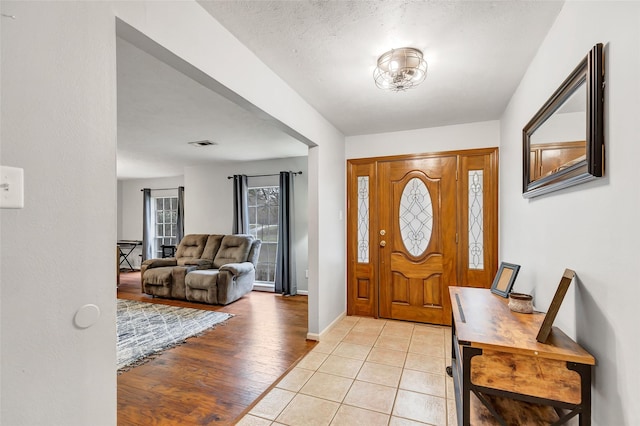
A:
117;299;233;372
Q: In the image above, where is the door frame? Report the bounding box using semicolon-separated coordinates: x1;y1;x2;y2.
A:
347;148;499;323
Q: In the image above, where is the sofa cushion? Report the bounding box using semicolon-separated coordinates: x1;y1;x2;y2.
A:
201;234;224;261
185;270;219;305
143;266;173;286
185;269;219;290
142;266;174;298
175;234;208;266
213;235;253;268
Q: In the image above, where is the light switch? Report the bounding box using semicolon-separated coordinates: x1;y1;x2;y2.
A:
0;166;24;209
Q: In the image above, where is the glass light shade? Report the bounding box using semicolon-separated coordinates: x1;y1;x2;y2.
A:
373;47;428;91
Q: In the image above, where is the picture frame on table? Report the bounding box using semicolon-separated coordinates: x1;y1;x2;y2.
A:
490;262;521;298
536;268;576;343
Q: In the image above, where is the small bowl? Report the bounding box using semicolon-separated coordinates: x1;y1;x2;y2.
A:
509;292;533;314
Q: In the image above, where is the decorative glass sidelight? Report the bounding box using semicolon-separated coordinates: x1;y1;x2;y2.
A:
357;176;369;263
399;178;433;256
468;170;484;269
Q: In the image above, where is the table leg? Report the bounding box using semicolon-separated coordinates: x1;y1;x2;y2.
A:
568;362;591;426
447;312;456;377
119;245;136;271
462;346;483;426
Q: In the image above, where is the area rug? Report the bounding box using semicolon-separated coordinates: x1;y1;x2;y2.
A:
117;299;233;372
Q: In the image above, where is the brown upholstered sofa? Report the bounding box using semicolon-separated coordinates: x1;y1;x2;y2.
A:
141;234;261;305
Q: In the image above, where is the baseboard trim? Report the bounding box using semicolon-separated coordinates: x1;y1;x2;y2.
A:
252;283;274;292
306;311;346;341
306;332;320;341
252;284;308;295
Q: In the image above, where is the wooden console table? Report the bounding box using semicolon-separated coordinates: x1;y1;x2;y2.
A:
448;287;595;425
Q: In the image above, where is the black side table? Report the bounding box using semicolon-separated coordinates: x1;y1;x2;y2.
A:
161;245;176;258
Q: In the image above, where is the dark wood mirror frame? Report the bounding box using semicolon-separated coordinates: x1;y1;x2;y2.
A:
522;43;604;198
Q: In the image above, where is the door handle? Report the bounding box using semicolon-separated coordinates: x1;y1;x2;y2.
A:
380;240;386;247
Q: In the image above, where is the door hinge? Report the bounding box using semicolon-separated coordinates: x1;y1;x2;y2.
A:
456;233;459;244
456;169;458;181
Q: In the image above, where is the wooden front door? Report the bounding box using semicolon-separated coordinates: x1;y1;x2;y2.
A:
347;148;498;326
377;157;457;324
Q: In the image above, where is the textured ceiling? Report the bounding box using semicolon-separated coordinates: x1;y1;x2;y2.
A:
117;37;308;179
198;0;564;135
118;1;564;178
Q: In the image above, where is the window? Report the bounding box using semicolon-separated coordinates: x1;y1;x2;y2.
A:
248;186;279;283
154;196;178;258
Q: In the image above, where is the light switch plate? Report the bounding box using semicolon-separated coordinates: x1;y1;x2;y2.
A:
0;166;24;209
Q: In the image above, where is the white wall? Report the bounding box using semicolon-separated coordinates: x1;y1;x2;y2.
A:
117;176;184;269
500;2;640;424
0;1;345;424
1;2;117;424
346;120;500;159
184;156;309;291
311;139;347;336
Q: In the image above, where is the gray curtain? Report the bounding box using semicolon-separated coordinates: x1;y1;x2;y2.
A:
232;174;249;234
176;186;185;244
275;171;296;296
142;188;153;261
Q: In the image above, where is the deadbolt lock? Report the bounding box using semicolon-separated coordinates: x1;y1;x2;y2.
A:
380;229;386;236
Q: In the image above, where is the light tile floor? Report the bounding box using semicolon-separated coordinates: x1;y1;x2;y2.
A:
237;316;456;426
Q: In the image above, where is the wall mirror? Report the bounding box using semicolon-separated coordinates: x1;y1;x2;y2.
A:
522;43;604;198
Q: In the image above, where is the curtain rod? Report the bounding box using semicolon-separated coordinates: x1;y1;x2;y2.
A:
139;187;180;191
226;171;303;179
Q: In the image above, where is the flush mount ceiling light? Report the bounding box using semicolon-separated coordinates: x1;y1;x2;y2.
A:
188;140;217;147
373;47;428;92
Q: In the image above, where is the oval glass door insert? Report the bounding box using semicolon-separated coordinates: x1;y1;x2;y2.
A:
399;178;433;256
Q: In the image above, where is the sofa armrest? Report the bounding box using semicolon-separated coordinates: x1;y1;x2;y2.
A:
219;262;254;275
183;259;213;270
141;258;177;268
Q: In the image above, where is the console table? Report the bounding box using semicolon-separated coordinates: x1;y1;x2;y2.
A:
448;287;595;425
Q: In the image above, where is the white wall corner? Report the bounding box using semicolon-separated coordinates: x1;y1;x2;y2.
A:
306;310;346;341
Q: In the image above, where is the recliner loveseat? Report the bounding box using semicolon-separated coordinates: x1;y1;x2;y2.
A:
141;234;261;305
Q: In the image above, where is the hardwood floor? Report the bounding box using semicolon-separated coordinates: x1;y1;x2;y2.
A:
117;271;316;425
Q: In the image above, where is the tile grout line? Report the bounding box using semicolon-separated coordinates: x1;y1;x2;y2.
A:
243;316;456;425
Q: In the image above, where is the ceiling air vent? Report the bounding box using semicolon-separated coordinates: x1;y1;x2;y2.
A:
188;140;218;147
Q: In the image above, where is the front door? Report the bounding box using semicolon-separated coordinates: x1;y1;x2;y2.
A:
346;148;498;326
377;157;457;324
